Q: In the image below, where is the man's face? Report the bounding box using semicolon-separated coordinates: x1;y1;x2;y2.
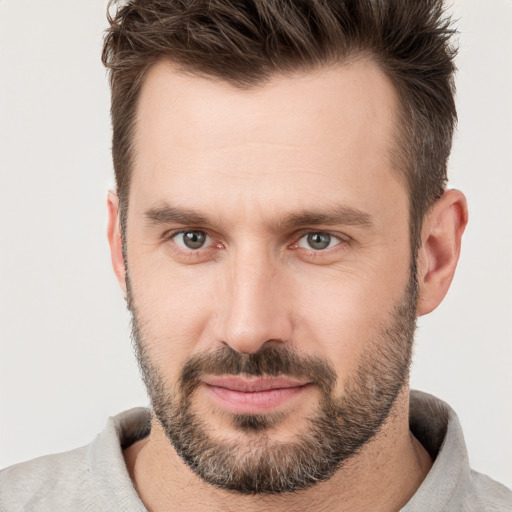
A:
123;61;416;493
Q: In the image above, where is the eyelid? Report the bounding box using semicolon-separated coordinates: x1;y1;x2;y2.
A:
164;228;208;240
172;230;211;249
162;228;350;255
163;228;207;248
290;230;351;253
293;229;350;243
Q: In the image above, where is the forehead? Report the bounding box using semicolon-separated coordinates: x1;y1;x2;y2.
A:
130;59;405;224
134;59;399;155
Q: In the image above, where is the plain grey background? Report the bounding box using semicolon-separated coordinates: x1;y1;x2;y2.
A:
1;0;511;489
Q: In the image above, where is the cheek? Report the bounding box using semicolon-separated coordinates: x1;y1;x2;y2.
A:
128;259;217;375
290;263;410;386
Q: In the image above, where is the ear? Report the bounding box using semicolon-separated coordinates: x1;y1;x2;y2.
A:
416;189;468;316
107;191;127;296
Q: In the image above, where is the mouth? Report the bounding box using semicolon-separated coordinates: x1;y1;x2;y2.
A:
201;376;312;415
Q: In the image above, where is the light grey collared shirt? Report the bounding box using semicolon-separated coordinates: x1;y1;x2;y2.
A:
1;390;511;511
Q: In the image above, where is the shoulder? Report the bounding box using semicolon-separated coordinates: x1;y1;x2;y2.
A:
0;446;99;512
0;408;150;512
467;470;512;511
405;391;512;511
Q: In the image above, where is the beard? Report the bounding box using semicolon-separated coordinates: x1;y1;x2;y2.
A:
127;270;418;495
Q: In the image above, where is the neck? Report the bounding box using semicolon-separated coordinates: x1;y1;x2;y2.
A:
124;386;432;512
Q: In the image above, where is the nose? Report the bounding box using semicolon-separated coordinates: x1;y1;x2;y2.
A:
215;248;293;354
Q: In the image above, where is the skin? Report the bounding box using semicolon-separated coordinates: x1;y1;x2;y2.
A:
108;59;467;511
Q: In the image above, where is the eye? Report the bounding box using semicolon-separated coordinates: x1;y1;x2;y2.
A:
297;232;341;251
172;230;210;250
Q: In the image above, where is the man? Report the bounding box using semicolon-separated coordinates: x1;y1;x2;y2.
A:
1;0;511;510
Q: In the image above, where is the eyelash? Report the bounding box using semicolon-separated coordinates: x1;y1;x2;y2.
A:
291;230;350;252
164;229;350;258
165;230;222;256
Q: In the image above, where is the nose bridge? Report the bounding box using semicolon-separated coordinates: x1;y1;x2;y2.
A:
218;242;290;354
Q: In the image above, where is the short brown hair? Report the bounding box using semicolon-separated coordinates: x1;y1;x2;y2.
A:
102;0;457;252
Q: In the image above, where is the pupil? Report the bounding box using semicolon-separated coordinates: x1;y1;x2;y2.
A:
184;231;205;249
308;232;330;250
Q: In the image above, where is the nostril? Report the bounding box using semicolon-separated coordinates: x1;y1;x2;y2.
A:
222;338;286;355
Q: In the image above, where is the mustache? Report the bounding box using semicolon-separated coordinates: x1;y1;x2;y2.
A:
179;345;337;396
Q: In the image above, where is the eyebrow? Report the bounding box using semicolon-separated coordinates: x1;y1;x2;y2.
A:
277;207;373;230
144;204;373;230
145;205;209;226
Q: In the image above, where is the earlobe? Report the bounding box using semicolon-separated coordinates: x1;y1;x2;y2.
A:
416;189;468;316
107;191;127;295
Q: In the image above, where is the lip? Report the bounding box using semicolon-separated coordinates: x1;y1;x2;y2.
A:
202;376;311;414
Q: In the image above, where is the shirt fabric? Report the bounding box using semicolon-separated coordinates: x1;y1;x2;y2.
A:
1;390;511;511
